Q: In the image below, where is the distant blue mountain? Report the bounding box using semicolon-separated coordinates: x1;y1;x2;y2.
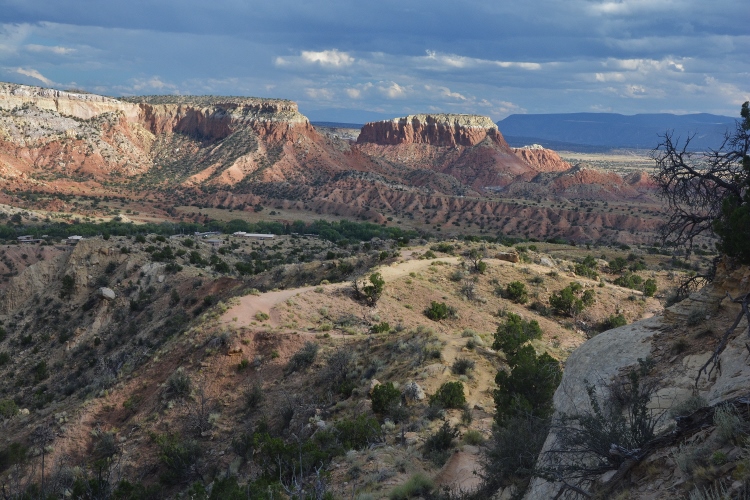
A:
497;113;737;151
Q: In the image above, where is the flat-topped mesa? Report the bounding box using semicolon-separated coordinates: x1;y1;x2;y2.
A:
121;95;310;140
357;114;505;147
0;84;311;142
0;82;141;120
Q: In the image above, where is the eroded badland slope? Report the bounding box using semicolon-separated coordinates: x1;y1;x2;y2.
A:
0;232;684;498
0;83;661;244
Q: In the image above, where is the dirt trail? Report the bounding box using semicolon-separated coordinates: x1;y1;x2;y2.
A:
220;285;323;328
219;255;462;330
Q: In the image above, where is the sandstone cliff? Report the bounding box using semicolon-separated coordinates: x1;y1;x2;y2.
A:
524;261;750;499
357;114;503;147
123;95;310;141
0;82;140;121
355;113;535;191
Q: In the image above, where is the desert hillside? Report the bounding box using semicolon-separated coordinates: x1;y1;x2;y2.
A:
0;227;688;498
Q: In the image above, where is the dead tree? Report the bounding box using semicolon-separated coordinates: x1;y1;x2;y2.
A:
31;421;56;496
651;104;749;261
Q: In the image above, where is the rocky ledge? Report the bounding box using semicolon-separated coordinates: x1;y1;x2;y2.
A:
357;113;504;147
0;82;141;121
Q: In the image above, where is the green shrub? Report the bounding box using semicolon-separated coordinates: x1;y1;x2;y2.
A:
0;442;29;475
609;257;628;273
389;473;434;500
33;361;49;382
493;313;542;360
371;322;391;333
424;301;456;321
424;420;459;465
600;314;628;331
0;399;18;419
166;368;192;399
643;278;657;297
504;281;529;304
371;382;401;415
482;413;549;493
60;274;75;298
463;429;484;445
152;433;202;484
335;415;382;450
354;272;385;306
613;272;644;290
244;383;264;412
0;327;6;342
0;352;9;366
549;282;593;316
285;342;318;374
431;242;455;254
494;346;561;424
575;255;599;279
451;357;475;375
430;381;466;409
714;405;746;444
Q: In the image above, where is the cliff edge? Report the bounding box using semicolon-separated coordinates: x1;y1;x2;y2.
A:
357;114;505;147
524;260;750;499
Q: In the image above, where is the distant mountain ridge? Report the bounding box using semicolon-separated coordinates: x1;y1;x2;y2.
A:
498;112;737;151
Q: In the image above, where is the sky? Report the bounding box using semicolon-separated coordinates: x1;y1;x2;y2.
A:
0;0;748;123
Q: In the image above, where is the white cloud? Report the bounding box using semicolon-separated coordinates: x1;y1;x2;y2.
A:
604;57;687;73
478;98;526;119
276;49;354;68
419;50;542;71
301;49;353;67
424;85;467;101
494;61;542;70
589;0;678;16
595;72;626;82
25;44;75;55
378;82;409;99
424;50;468;68
15;67;54;85
702;77;750;105
625;84;648;97
305;87;334;100
130;77;177;92
345;82;373;99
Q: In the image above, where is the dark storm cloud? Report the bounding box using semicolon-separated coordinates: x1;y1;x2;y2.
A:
0;0;747;121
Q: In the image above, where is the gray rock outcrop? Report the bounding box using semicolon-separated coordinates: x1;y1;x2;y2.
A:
98;287;116;300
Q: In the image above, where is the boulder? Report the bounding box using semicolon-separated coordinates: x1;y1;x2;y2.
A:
368;379;381;395
539;257;555;267
496;251;520;263
98;287;116;300
403;381;426;403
